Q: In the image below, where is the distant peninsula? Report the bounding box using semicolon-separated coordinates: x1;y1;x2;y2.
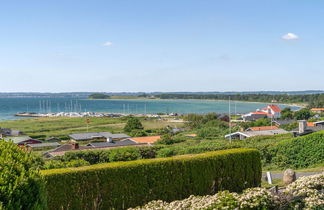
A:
88;93;111;99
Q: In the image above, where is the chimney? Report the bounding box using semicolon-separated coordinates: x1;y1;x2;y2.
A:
107;137;113;143
298;120;307;134
71;143;79;150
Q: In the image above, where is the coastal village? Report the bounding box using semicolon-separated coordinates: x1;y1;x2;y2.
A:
2;104;324;158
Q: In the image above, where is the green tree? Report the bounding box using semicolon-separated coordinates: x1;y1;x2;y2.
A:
124;117;144;132
294;109;312;120
0;140;46;209
280;107;294;120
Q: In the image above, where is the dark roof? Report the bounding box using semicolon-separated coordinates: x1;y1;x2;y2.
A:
27;142;60;148
0;128;24;136
47;144;90;153
88;139;139;148
69;132;129;141
292;126;324;136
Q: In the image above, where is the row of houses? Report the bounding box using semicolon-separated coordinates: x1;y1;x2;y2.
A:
44;135;162;157
225;120;324;140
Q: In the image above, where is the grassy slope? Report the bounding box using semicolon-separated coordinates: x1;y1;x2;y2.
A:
0;117;184;138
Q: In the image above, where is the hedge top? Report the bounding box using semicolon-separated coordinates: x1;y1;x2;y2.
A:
41;148;258;175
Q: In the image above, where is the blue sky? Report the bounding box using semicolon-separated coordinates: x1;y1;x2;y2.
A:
0;0;323;92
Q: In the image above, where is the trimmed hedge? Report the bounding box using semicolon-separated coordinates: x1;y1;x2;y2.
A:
42;148;261;210
273;130;324;169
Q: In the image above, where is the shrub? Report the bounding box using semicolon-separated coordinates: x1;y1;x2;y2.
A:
133;173;324;210
272;131;324;169
124;117;144;132
197;127;228;139
130;129;148;137
43;159;90;169
61;146;160;165
42;148;261;210
0;140;46;210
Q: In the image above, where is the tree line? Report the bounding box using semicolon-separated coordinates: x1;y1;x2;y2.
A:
152;93;324;108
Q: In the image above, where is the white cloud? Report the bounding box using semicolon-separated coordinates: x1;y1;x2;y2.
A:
103;41;113;46
282;33;299;40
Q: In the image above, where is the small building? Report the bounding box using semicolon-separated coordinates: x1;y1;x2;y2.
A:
3;136;42;146
69;132;130;141
292;120;324;137
310;108;324;114
185;133;197;138
225;129;289;140
0;128;24;138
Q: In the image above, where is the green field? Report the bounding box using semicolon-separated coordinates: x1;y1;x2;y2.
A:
0;117;184;139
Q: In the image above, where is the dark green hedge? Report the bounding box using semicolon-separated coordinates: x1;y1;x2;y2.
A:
273;130;324;169
42;148;261;210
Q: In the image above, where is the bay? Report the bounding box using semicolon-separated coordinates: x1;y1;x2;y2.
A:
0;97;300;121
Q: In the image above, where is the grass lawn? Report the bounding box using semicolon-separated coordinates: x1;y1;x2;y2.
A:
0;117;184;139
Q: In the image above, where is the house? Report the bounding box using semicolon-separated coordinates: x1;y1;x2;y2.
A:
241;112;268;122
292;120;324;137
313;120;324;127
241;105;282;121
44;139;147;157
0;128;24;138
128;136;161;144
310;108;324;114
246;126;279;131
263;105;282;118
3;136;42;146
69;132;130;141
225;129;289;140
217;114;230;122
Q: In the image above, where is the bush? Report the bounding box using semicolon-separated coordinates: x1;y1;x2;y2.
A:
0;140;46;209
272;131;324;169
197;127;228;139
42;148;261;210
130;129;148;137
132;173;324;210
43;159;90;169
124;117;144;132
61;146;159;165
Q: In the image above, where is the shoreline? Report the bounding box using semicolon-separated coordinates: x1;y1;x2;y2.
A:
87;98;305;108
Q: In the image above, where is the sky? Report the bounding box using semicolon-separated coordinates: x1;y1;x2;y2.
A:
0;0;323;92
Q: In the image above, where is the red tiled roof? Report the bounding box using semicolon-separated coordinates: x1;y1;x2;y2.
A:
251;112;269;115
307;122;315;127
129;136;161;144
247;126;279;131
268;105;281;113
311;108;324;111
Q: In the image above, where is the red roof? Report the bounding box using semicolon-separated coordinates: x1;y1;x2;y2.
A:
251;112;269;115
129;136;161;144
311;108;324;111
247;126;279;131
307;122;315;127
268;105;281;113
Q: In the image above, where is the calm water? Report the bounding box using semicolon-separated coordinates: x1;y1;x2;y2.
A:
0;97;300;121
